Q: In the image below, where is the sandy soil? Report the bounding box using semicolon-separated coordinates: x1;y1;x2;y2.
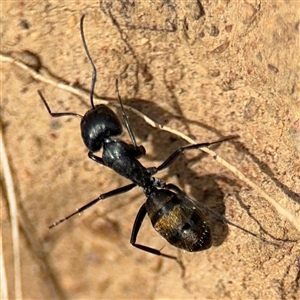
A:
1;1;300;299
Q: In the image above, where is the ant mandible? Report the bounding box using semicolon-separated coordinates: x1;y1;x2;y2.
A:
38;15;237;259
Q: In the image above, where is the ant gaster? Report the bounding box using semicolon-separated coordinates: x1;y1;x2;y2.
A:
38;15;238;259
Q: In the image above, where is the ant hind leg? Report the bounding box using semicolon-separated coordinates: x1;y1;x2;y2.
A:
130;203;177;260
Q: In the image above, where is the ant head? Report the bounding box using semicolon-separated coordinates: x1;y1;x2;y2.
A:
80;104;123;152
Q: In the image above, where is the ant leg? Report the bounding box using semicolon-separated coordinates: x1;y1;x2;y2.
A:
88;151;105;166
130;203;177;259
49;183;137;229
154;136;238;174
38;90;83;118
115;79;138;149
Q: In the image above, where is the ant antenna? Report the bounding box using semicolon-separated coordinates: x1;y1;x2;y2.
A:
115;79;138;148
80;14;96;110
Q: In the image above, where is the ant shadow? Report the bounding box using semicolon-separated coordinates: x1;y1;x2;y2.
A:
97;6;299;240
120;97;298;245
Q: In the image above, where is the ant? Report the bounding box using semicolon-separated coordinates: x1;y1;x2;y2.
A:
38;15;256;259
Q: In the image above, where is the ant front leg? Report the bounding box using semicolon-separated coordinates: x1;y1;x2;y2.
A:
88;151;105;166
130;203;177;260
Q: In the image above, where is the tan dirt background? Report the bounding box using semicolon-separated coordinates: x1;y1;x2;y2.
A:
1;1;300;299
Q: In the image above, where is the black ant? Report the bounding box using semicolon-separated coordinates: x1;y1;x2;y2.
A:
38;15;261;259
